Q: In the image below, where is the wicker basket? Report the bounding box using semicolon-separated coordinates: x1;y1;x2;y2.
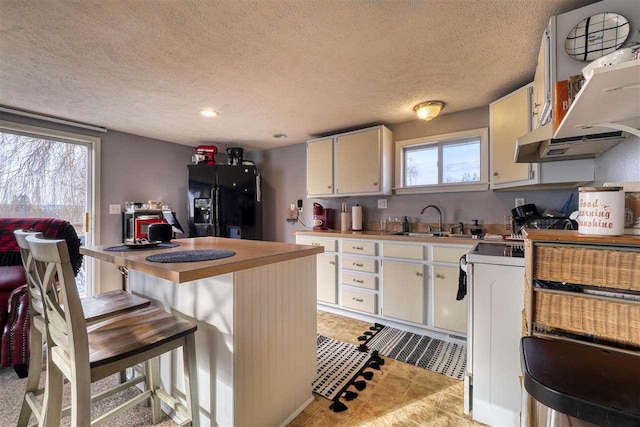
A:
534;246;640;291
533;290;640;347
522;310;528;336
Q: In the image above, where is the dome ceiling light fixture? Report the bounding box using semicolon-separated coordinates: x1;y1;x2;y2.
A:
272;133;287;139
413;101;445;121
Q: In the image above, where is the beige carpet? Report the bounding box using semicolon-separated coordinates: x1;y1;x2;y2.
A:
0;366;176;426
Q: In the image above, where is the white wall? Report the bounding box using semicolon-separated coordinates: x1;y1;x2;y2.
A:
593;135;640;185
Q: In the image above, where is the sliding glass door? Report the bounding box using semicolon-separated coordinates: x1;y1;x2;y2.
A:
0;122;98;297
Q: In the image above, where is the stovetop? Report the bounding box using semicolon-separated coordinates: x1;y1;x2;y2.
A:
466;241;526;267
471;242;524;258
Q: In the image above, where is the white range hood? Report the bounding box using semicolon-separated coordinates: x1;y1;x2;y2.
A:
515;59;640;164
515;124;626;163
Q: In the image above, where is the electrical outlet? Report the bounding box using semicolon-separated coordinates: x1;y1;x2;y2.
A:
377;199;388;209
515;198;525;208
109;204;121;214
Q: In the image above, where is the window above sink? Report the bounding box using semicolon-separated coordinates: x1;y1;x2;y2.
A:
394;127;490;194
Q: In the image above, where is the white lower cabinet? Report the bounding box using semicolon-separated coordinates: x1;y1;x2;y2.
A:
297;233;471;336
433;265;467;334
317;253;338;304
382;260;426;324
296;236;338;304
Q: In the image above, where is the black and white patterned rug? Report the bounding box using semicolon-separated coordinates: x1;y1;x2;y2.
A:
313;335;383;412
358;324;466;380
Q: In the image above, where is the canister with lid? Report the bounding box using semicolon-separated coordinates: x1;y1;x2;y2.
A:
578;187;624;235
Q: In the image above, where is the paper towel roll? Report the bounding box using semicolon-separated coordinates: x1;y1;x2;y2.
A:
341;212;351;231
352;205;363;231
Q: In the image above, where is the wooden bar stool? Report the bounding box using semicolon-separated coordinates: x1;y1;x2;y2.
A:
14;230;152;426
27;233;200;426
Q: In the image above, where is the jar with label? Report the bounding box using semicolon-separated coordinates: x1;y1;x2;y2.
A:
578;187;624;235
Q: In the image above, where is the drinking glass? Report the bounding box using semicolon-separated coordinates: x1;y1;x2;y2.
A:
379;218;387;233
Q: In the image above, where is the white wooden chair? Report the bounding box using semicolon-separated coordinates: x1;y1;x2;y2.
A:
26;233;199;426
14;229;152;426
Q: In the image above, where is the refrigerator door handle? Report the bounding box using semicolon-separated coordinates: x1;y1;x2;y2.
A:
256;174;261;203
214;185;221;236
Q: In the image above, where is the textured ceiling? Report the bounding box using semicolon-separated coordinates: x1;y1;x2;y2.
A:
0;0;595;150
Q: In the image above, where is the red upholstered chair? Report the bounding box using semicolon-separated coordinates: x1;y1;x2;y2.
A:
0;267;29;376
0;218;84;377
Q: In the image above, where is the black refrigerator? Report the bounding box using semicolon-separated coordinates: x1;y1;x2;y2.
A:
187;164;262;240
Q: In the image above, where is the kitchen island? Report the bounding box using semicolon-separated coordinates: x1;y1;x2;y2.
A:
81;237;323;427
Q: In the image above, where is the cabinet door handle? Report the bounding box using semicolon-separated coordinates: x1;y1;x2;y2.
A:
354;262;364;267
328;185;332;189
353;279;364;283
352;246;364;250
329;261;335;265
493;172;498;176
373;182;378;186
311;243;320;246
416;272;423;277
534;102;541;108
435;273;444;279
353;297;364;303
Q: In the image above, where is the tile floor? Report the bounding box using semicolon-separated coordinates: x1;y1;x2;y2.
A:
289;311;484;427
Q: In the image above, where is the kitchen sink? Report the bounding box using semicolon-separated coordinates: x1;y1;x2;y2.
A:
392;232;476;239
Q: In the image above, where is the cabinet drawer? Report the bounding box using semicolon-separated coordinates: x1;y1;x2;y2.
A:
533;245;640;291
342;240;377;256
296;236;337;252
342;272;377;290
342;256;377;273
382;243;425;260
342;288;377;314
433;246;470;263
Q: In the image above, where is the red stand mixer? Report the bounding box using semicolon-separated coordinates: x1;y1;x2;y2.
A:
192;145;218;165
313;203;331;231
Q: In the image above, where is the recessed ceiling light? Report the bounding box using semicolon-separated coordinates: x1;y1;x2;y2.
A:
273;133;287;139
200;109;218;117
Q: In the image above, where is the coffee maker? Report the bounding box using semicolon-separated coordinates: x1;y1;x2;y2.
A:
226;147;244;166
313;203;331;231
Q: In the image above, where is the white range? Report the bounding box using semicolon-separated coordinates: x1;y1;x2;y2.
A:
464;241;525;427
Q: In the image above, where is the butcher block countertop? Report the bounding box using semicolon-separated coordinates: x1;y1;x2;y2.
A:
81;237;324;283
523;229;640;246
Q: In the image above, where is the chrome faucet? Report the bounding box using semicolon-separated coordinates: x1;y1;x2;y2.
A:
420;204;443;233
449;221;465;234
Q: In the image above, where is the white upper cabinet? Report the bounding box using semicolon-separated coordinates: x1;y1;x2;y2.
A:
490;84;534;186
306;137;334;197
306;125;393;197
490;83;595;190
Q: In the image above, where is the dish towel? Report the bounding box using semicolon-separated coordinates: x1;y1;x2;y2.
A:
456;254;467;300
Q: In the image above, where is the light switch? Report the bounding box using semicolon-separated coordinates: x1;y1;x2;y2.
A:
109;204;121;214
